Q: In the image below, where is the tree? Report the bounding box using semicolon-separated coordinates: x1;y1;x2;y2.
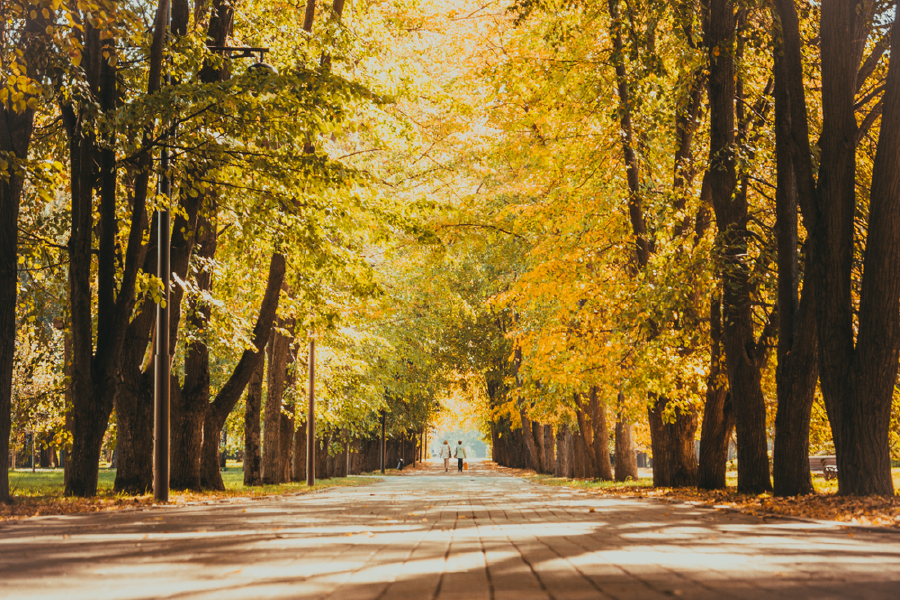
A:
774;0;900;495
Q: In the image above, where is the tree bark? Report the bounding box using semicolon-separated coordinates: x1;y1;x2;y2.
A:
292;420;307;482
262;318;291;484
771;45;819;497
280;412;294;482
698;294;734;489
200;253;285;490
614;392;638;481
573;431;587;478
589;386;614;480
555;423;570;477
0;14;42;501
773;0;898;495
243;357;264;486
532;421;546;473
707;0;771;493
542;423;555;474
573;392;598;478
170;209;217;490
649;396;698;487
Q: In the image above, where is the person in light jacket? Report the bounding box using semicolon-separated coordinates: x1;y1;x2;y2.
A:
454;440;467;472
440;440;452;472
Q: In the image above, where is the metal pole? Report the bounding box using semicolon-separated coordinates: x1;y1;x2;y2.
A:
380;411;386;474
306;338;315;486
153;187;171;502
153;0;172;505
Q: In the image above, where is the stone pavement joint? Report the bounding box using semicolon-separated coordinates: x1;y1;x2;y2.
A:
2;459;899;599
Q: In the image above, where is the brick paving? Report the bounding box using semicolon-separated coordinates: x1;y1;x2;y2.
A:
2;459;899;599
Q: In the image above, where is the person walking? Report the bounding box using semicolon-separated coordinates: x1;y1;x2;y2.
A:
440;440;452;472
454;440;467;472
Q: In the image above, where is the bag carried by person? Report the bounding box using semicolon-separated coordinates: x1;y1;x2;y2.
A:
463;461;468;470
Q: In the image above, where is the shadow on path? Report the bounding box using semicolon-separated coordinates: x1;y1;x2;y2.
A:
2;466;898;600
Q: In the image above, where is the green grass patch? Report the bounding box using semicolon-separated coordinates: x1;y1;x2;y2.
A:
8;468;117;497
529;474;653;490
7;466;377;498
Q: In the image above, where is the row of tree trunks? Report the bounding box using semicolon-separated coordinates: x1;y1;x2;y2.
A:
492;413;637;482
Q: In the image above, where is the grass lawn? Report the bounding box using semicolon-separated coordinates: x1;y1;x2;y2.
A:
3;461;378;521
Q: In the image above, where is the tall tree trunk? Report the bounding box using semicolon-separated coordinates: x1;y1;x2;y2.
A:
698;294;734;489
200;253;285;489
532;421;546;473
589;386;614;480
243;358;264;486
649;396;698;487
614;392;638;481
262;319;290;484
170;209;217;490
648;396;671;486
574;392;598;478
573;431;587;478
773;0;899;496
0;27;38;499
292;420;306;482
771;47;819;496
114;176;201;493
280;412;293;482
707;0;771;493
555;423;570;477
542;424;555;474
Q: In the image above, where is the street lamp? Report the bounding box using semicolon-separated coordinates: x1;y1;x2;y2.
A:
153;39;274;503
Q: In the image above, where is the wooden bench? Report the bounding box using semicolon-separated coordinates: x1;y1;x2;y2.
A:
809;455;838;480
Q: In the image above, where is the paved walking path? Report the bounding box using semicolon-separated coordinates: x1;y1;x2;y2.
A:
2;460;899;599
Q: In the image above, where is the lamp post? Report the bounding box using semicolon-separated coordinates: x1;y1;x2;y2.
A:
306;336;315;486
152;37;274;503
380;411;386;474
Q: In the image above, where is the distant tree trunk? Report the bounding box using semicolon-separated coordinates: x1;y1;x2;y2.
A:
317;434;329;478
291;420;306;482
555;423;570;477
614;392;638;481
280;412;293;482
573;431;587;478
532;421;546;473
649;396;698;487
262;318;290;484
200;253;285;490
542;424;555;473
589;386;614;480
336;430;349;478
698;294;734;489
171;209;217;491
243;358;264;486
573;392;597;478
